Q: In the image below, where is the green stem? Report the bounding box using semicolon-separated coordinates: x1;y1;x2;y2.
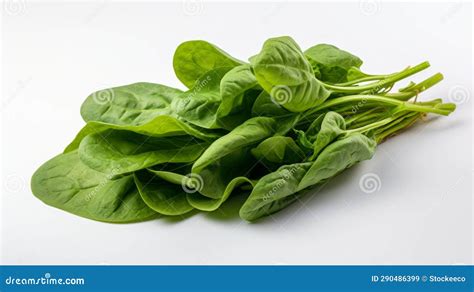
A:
345;116;396;135
375;113;423;143
383;73;444;101
345;107;380;125
332;74;388;86
322;61;431;94
304;95;452;119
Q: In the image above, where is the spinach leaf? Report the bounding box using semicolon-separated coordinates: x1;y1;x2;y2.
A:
173;40;243;88
192;117;276;199
78;129;209;176
309;112;346;160
298;133;376;190
217;65;260;129
147;165;191;186
304;44;363;83
67;82;220;151
251;91;291;117
187;177;253;211
64;116;220;153
240;133;376;221
251;36;331;112
251;136;305;166
239;163;312;221
81;82;180;125
134;170;194;216
31;151;158;223
171;68;230;129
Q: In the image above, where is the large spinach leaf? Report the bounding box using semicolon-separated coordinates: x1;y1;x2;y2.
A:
171;68;229;129
304;44;363;83
78;130;209;176
31;151;158;223
240;133;376;221
64;116;220;153
251;36;331;112
192;117;276;199
216;64;260;129
187;176;254;211
251;136;306;167
134;170;194;216
81;82;180;125
173;40;243;88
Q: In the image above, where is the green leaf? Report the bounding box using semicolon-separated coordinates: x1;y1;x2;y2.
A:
192;117;276;199
251;91;291;117
299;133;376;190
239;162;312;221
31;151;157;223
64;116;221;153
171;68;229;129
251;36;331;112
346;66;371;81
81;82;181;125
304;44;363;83
78;130;209;176
251;136;306;166
67;81;220;151
217;65;260;129
173;40;243;88
186;177;253;211
240;133;376;221
294;130;314;152
309;112;346;160
134;170;193;216
147;165;190;186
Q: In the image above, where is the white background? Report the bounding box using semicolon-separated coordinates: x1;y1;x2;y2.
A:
1;1;472;264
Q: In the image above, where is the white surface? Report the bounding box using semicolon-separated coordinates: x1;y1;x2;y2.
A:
1;1;472;265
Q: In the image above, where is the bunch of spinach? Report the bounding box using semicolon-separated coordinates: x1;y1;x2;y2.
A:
31;36;455;223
